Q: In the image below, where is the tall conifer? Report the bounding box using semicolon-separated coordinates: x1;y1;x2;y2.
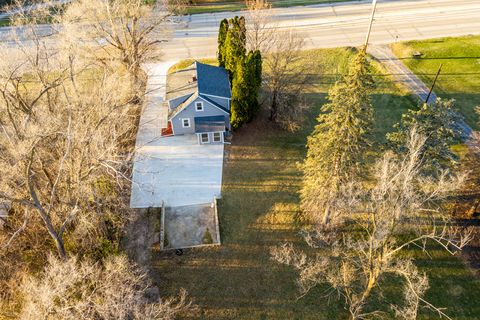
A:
224;16;247;76
217;19;229;67
301;49;375;225
230;58;250;129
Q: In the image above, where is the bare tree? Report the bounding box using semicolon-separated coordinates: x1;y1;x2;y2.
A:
19;254;189;320
245;0;275;53
262;31;314;130
272;128;472;320
0;6;137;258
0;2;188;316
60;0;185;90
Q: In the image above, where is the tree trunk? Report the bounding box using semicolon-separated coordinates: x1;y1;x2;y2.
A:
27;152;67;259
322;203;331;225
269;90;277;121
50;230;67;259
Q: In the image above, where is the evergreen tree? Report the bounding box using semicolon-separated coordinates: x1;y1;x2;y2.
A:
301;49;375;225
387;98;463;172
224;16;247;76
249;49;262;91
230;58;250;129
217;19;229;67
218;17;261;129
243;50;262;121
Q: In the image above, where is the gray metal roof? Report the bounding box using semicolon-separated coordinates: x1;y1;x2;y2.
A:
196;62;231;99
194;116;227;133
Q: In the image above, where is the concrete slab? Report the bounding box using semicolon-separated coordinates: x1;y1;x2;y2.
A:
164;203;220;249
131;134;224;208
135;62;175;145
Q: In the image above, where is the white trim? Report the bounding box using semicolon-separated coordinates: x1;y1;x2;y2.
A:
213;131;222;143
195;101;204;111
169;93;194;110
170;95;228;123
181;118;190;128
200;93;231;101
169;94;198;120
197;96;229;115
170;120;176;135
200;132;209;144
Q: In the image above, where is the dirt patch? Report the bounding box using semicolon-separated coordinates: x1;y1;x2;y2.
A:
122;208;161;266
163;203;220;250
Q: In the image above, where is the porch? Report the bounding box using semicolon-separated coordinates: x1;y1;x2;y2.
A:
195;115;227;144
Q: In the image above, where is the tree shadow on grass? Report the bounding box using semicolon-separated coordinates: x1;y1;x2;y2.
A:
149;115;349;319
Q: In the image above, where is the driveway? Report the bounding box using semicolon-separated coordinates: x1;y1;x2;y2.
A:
130;61;225;208
130;134;224;208
367;44;437;104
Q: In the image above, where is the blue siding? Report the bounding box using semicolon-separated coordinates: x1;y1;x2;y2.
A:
171;96;229;135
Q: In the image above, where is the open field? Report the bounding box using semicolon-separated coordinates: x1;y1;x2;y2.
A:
392;35;480;130
152;48;480;319
185;0;346;14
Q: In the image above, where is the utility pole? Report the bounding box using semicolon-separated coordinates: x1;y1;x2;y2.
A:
364;0;378;50
425;63;442;104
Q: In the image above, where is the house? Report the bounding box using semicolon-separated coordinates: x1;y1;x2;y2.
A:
162;61;231;144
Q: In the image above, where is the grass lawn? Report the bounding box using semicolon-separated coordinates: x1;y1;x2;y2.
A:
152;48;480;319
392;35;480;130
168;58;218;74
185;0;347;14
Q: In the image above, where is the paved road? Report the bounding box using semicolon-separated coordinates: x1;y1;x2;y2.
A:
0;0;71;20
1;0;480;57
164;0;480;59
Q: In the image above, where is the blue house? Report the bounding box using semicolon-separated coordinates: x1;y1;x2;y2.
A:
162;61;231;144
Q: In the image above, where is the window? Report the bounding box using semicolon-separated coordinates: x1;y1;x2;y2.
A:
182;118;190;128
201;133;209;143
195;101;203;111
213;132;221;142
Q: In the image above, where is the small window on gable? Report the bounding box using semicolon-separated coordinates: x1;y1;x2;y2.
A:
195;101;203;111
182;118;190;128
201;133;209;143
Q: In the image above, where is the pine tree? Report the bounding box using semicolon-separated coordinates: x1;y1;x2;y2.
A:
217;19;229;67
219;17;261;129
243;50;262;121
301;49;375;225
249;49;262;91
230;58;250;130
387;98;463;172
224;16;247;76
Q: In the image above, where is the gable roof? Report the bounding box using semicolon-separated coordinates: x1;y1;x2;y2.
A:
169;92;199;118
169;94;230;120
200;94;229;114
195;61;231;99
